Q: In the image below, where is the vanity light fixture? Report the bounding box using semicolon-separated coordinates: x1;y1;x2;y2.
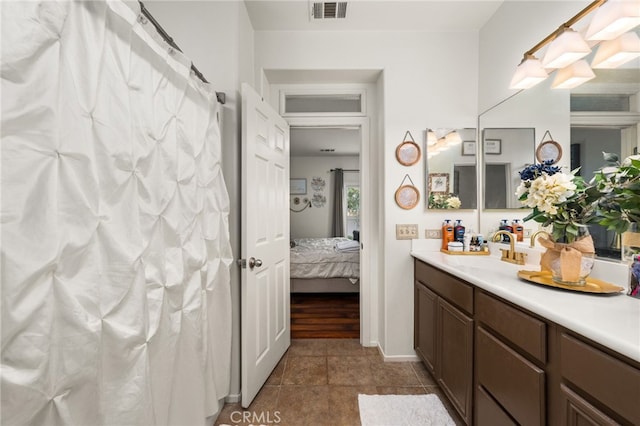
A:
585;0;640;41
552;59;596;89
509;54;549;89
541;26;592;68
591;31;640;68
434;138;449;152
444;130;462;146
426;129;438;146
508;0;640;90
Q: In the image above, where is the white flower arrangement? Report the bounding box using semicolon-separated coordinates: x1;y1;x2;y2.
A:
428;193;461;209
516;161;598;244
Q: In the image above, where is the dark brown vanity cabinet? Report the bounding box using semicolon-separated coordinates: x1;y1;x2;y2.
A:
414;281;437;373
414;260;474;424
559;332;640;425
413;258;640;426
475;290;546;426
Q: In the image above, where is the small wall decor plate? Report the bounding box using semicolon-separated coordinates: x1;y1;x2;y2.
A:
395;174;420;210
310;176;325;191
311;192;326;208
396;131;421;166
535;130;562;165
395;185;419;209
517;270;624;294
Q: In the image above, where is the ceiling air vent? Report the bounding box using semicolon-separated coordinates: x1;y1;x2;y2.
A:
311;2;347;19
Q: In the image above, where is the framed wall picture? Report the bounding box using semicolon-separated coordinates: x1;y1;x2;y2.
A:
428;173;449;194
485;139;502;155
290;178;307;195
462;141;476;156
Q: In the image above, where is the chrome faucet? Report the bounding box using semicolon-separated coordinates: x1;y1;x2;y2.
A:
530;230;551;248
492;230;527;265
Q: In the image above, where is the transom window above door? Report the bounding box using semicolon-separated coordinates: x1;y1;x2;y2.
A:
279;89;366;117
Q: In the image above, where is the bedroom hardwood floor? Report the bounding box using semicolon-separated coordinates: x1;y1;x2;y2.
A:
290;293;359;339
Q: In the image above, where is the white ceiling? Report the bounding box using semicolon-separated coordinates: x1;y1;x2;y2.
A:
244;1;504;32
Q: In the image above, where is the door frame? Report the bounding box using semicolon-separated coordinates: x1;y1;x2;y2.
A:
287;116;372;345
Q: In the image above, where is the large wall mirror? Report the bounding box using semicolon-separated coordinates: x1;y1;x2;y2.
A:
479;54;639;258
425;128;477;209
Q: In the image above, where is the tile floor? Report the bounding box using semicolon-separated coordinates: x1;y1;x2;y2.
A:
214;339;465;426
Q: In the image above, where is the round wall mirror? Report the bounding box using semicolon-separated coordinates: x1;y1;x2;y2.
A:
396;140;421;166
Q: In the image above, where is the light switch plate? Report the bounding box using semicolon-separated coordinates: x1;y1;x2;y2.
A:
396;224;418;240
425;229;442;239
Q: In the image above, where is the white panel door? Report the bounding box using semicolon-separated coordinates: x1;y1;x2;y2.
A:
241;83;290;408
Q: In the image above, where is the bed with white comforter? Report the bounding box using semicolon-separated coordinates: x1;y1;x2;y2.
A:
290;237;360;292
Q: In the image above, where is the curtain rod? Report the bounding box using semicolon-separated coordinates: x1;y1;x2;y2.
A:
330;169;360;172
139;1;226;105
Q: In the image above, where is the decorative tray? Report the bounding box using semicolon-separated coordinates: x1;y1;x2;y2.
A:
517;270;624;294
440;249;490;256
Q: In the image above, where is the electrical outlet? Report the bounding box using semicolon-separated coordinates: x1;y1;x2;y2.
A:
524;228;533;238
425;229;442;239
396;224;418;240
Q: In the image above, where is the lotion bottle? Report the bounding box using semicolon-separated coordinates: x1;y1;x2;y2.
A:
512;219;524;242
442;220;454;251
454;220;465;244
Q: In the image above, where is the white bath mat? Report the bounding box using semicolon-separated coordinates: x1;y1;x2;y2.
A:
358;394;456;426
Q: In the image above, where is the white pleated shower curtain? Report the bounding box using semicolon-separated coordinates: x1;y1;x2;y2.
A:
1;1;233;424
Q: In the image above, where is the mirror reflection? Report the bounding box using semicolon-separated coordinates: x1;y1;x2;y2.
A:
426;128;477;209
482;128;535;209
479;61;639;259
571;67;640;259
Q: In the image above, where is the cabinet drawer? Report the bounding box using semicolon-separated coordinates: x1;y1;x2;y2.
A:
560;384;618;426
415;260;473;315
476;291;546;363
560;333;640;425
477;327;545;426
476;385;517;426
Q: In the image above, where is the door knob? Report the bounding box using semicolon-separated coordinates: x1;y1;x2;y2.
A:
249;257;263;269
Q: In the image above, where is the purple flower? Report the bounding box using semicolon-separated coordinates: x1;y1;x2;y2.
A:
632;260;640;279
519;160;562;181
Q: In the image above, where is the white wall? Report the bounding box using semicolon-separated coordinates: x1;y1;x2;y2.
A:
255;30;479;356
290;156;359;238
145;0;255;403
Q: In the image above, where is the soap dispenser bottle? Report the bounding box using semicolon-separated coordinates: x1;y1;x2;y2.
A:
499;219;513;243
512;219;524;242
442;220;454;251
454;220;465;244
499;219;508;243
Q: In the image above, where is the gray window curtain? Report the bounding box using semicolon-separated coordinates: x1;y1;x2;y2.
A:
332;168;344;237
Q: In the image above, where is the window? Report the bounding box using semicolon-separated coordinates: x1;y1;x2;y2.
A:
346;185;360;238
279;89;366;117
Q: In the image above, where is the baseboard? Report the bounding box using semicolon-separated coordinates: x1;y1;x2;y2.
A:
225;393;241;403
377;343;420;362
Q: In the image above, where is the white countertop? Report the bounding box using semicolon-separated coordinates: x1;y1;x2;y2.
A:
411;248;640;363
